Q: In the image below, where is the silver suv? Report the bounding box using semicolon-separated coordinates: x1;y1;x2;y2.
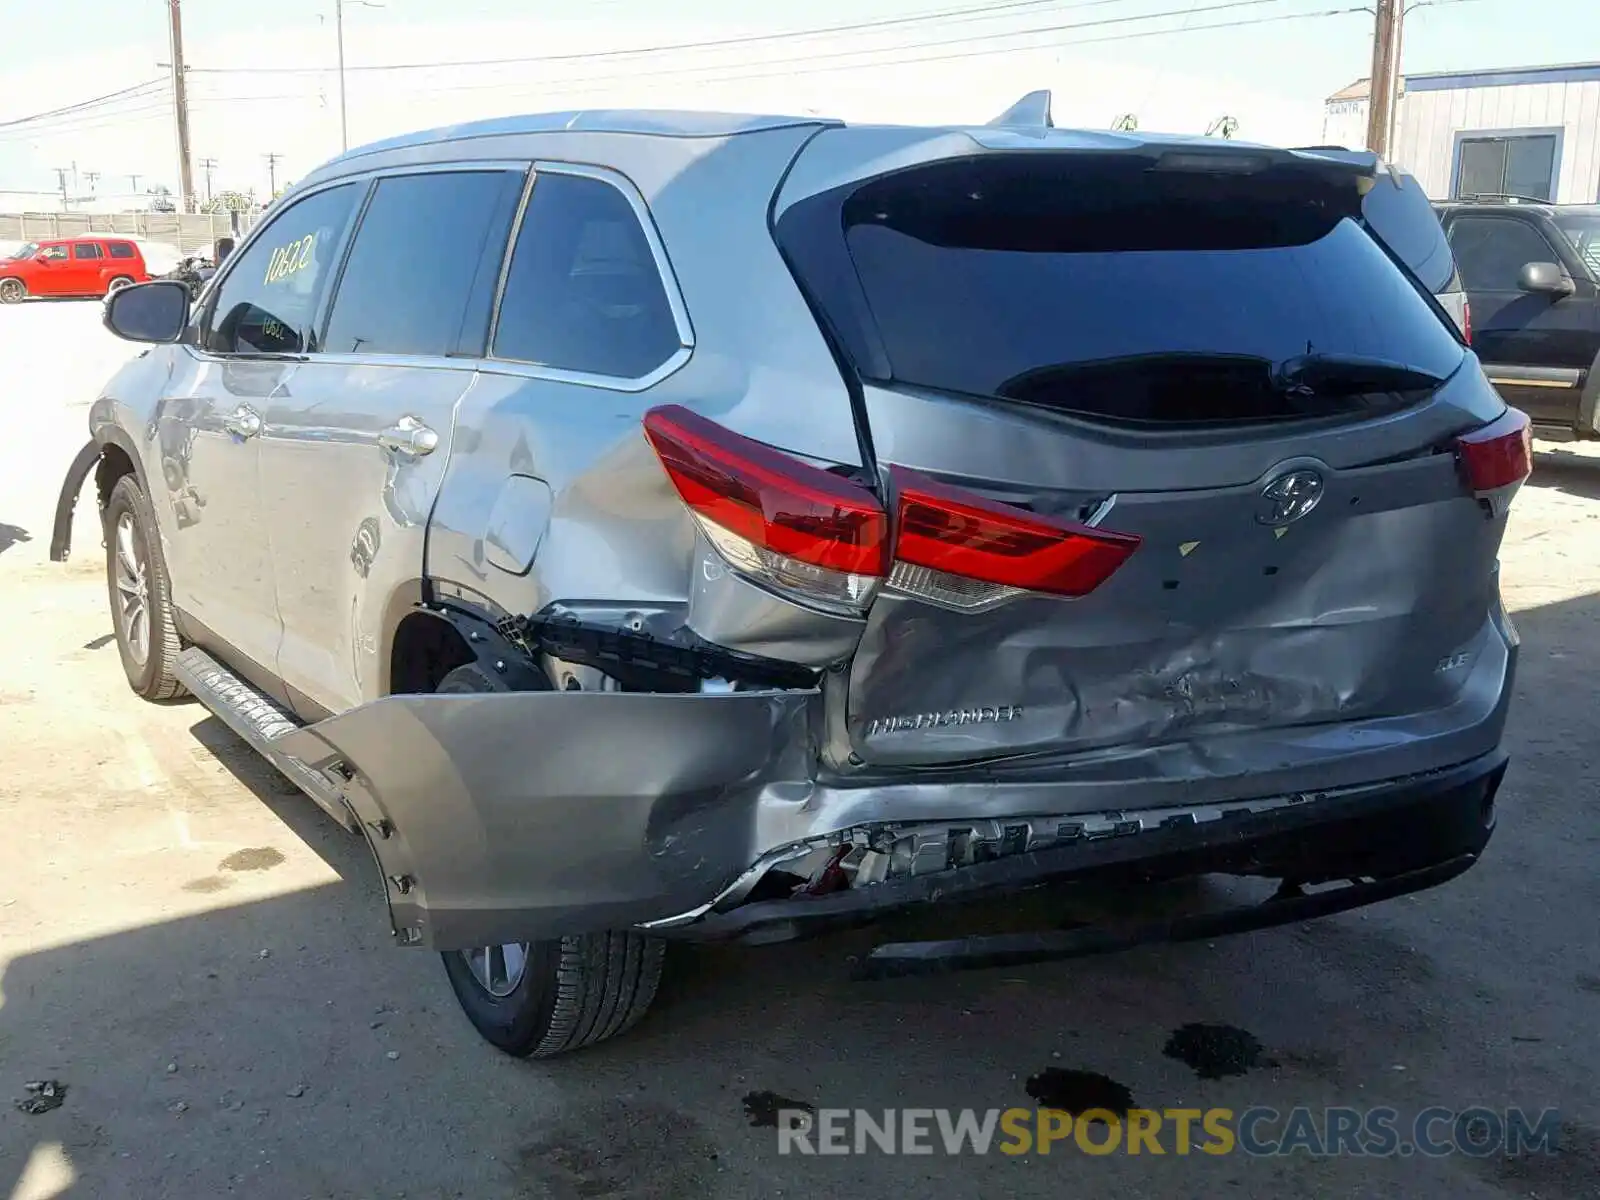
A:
53;94;1529;1059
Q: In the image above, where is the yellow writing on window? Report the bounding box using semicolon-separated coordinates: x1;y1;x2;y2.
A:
264;233;316;285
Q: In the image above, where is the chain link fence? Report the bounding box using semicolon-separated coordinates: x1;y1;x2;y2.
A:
0;210;260;254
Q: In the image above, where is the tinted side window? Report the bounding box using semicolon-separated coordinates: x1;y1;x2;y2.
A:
107;241;136;259
492;172;680;378
72;243;103;260
1449;217;1559;291
202;184;359;355
322;170;524;357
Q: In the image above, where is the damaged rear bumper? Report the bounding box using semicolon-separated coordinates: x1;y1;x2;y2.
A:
279;684;1508;953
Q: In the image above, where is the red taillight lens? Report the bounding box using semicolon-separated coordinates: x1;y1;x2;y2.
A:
891;467;1141;599
1456;406;1532;492
1461;296;1472;345
643;404;889;575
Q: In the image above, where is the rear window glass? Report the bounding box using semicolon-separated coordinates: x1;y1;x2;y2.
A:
107;241;136;259
781;154;1466;425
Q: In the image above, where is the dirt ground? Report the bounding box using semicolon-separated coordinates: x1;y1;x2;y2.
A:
2;301;1598;1200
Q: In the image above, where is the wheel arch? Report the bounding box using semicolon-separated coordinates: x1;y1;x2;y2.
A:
386;602;476;697
49;426;148;563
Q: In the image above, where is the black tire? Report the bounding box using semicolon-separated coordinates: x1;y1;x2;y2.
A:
106;275;135;294
103;474;186;700
0;278;25;304
431;661;666;1057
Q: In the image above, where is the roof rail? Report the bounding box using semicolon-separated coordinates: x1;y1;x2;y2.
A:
1455;192;1550;205
987;89;1053;129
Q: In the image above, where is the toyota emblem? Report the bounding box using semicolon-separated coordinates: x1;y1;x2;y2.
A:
1256;468;1325;526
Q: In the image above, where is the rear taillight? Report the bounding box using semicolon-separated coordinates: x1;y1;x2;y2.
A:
1455;406;1531;515
890;467;1141;607
644;406;1141;615
1461;296;1472;344
643;405;888;614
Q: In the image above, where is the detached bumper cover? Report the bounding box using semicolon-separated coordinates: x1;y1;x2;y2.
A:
281;683;1507;952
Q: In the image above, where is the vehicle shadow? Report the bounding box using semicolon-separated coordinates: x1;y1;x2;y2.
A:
4;587;1597;1199
1531;450;1600;501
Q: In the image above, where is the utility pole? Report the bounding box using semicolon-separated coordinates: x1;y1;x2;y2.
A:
129;173;142;194
85;171;100;194
264;152;282;196
335;0;348;152
167;0;197;213
199;157;218;205
1365;0;1404;158
54;168;70;211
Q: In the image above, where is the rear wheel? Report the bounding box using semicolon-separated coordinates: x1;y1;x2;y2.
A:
106;275;135;294
431;661;666;1057
0;278;25;303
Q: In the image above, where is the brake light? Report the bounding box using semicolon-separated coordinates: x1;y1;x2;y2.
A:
1461;296;1472;345
1455;407;1532;511
644;407;1143;614
891;467;1141;601
643;405;889;613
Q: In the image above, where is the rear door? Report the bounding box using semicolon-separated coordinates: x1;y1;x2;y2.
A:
1442;211;1595;426
776;143;1508;768
260;165;525;716
69;240;104;293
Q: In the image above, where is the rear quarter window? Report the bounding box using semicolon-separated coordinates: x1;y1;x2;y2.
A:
491;171;681;380
107;242;137;259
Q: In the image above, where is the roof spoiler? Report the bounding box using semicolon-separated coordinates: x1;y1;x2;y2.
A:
988;89;1053;129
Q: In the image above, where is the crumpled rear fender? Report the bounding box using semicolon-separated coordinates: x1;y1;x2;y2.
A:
278;688;818;949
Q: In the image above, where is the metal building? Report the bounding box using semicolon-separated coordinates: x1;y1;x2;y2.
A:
1323;61;1600;203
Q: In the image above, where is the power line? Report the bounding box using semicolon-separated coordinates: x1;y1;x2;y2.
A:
0;79;166;129
180;0;1144;75
326;0;1348;101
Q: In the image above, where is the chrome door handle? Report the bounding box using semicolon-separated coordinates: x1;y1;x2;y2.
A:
223;406;262;439
378;415;439;458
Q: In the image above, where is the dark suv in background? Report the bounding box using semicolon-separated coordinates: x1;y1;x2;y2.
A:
1434;197;1600;440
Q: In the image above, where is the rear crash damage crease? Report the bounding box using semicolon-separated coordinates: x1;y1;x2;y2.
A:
275;632;1511;947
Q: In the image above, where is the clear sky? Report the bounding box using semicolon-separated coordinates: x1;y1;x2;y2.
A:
0;0;1592;207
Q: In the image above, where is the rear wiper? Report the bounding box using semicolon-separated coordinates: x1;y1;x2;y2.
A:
1271;353;1449;397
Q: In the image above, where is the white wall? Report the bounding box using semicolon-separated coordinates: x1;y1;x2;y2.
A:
1321;98;1369;149
1386;79;1600;203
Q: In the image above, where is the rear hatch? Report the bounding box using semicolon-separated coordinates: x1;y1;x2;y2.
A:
774;137;1515;768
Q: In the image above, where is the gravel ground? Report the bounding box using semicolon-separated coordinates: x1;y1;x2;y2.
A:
1;299;1597;1200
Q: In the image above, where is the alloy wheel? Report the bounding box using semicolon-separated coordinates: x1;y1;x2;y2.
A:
113;512;150;666
461;942;530;998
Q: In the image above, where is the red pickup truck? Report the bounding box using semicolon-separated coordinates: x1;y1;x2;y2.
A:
0;236;151;302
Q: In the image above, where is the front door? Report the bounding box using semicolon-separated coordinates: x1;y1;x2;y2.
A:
1445;213;1596;427
164;180;365;696
259;166;526;716
32;244;71;296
